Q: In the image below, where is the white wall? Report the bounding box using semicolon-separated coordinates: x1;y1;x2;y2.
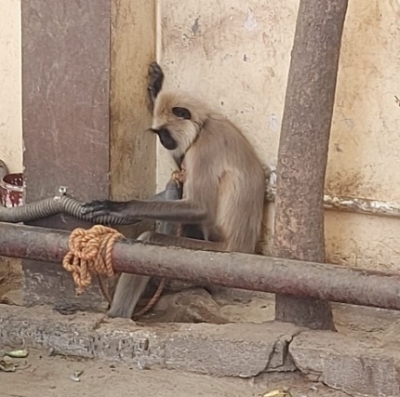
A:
0;0;22;173
3;0;400;273
157;0;400;271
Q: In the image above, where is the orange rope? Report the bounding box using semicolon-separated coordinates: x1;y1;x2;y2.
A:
62;224;164;317
133;278;165;318
62;225;122;301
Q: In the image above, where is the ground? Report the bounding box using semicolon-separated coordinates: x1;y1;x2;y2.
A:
1;257;400;397
0;347;350;397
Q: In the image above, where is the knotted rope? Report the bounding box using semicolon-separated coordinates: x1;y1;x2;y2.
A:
62;225;122;302
62;225;164;317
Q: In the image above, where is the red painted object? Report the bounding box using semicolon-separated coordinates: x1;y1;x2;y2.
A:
0;173;24;208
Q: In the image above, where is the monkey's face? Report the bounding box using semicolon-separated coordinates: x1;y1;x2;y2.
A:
150;92;205;160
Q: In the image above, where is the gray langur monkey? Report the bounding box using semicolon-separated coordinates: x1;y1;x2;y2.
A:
81;62;266;319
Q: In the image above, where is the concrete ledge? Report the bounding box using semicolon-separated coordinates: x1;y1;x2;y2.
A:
2;304;399;396
290;331;400;397
0;304;298;377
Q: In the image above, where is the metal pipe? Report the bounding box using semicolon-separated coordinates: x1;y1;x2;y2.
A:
322;194;400;218
1;222;400;311
266;169;400;220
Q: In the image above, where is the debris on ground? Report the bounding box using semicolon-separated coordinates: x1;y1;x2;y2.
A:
0;347;352;397
3;348;29;358
69;369;84;382
262;389;292;397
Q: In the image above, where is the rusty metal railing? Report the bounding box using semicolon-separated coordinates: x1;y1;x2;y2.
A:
1;221;400;311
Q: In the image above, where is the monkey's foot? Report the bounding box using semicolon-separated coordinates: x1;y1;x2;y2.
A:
148;62;164;101
153;288;229;324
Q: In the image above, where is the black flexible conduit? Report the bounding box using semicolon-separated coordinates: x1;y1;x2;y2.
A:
0;178;182;225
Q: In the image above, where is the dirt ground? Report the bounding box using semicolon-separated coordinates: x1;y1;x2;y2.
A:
0;347;351;397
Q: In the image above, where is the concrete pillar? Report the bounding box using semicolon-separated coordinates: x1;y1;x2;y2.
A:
21;0;156;311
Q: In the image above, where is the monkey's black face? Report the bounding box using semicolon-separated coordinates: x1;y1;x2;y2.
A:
151;127;178;150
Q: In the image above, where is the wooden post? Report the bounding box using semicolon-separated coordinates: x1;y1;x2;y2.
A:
273;0;348;330
21;0;156;311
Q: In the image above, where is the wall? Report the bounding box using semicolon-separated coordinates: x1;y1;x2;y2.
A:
157;0;400;271
325;1;400;271
0;0;22;173
0;0;22;287
2;0;400;272
109;0;157;240
110;0;156;204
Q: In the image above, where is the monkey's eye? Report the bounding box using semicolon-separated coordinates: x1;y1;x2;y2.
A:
172;107;191;120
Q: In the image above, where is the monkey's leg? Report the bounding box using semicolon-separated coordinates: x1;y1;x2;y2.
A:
139;231;227;252
141;232;227;294
108;232;221;319
107;231;153;319
108;175;182;319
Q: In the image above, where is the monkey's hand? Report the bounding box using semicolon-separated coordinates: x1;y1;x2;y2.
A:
148;62;164;102
171;169;186;185
81;200;135;222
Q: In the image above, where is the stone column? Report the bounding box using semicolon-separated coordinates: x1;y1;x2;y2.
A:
21;0;156;311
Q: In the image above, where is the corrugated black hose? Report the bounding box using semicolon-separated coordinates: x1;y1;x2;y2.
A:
0;178;182;225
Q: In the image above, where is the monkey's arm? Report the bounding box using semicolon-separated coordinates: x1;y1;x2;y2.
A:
81;199;207;224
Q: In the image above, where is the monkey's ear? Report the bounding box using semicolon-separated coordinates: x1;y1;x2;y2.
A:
172;107;191;120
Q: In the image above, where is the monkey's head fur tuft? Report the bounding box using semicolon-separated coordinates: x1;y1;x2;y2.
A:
151;92;210;159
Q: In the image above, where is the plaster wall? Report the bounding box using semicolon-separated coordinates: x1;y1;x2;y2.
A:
2;0;400;272
157;0;400;271
0;0;23;173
